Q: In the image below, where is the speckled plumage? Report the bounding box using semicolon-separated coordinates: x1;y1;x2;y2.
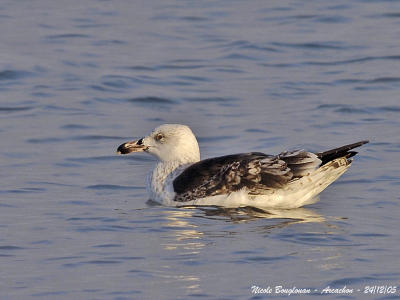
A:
172;150;321;203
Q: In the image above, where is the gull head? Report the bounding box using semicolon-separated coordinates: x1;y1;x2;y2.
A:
117;124;200;163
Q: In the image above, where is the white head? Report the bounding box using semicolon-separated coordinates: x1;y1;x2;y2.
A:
117;124;200;164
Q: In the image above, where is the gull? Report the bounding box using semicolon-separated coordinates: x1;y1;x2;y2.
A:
117;124;368;209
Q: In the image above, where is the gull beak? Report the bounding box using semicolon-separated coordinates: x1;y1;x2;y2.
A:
117;138;147;154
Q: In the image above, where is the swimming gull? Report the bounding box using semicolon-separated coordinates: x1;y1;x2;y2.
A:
117;124;368;209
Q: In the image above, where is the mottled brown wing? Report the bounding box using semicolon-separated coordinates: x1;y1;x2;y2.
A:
172;152;295;202
172;141;369;203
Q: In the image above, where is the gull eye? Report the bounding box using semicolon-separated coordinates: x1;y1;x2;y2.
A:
154;133;164;142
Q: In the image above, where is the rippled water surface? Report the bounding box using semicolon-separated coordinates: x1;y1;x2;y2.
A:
1;0;400;299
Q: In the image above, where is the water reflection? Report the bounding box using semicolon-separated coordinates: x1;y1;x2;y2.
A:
159;204;346;283
153;200;326;227
161;209;205;253
194;204;326;225
159;209;204;295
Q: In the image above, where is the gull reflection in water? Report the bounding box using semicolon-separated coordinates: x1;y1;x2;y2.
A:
192;205;346;272
147;198;326;226
158;201;327;247
161;208;205;252
155;201;334;295
159;208;205;294
194;202;326;225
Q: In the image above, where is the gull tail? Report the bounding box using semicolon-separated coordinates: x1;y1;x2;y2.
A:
317;140;369;165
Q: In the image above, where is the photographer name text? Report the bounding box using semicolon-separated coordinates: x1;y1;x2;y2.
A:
251;285;397;296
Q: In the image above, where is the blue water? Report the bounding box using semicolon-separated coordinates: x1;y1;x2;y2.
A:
1;0;400;299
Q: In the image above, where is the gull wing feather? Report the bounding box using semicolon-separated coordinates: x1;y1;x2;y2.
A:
173;151;320;202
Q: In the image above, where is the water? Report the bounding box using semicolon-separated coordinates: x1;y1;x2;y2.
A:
1;0;400;299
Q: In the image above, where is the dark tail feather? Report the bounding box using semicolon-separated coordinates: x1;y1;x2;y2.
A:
317;140;369;165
